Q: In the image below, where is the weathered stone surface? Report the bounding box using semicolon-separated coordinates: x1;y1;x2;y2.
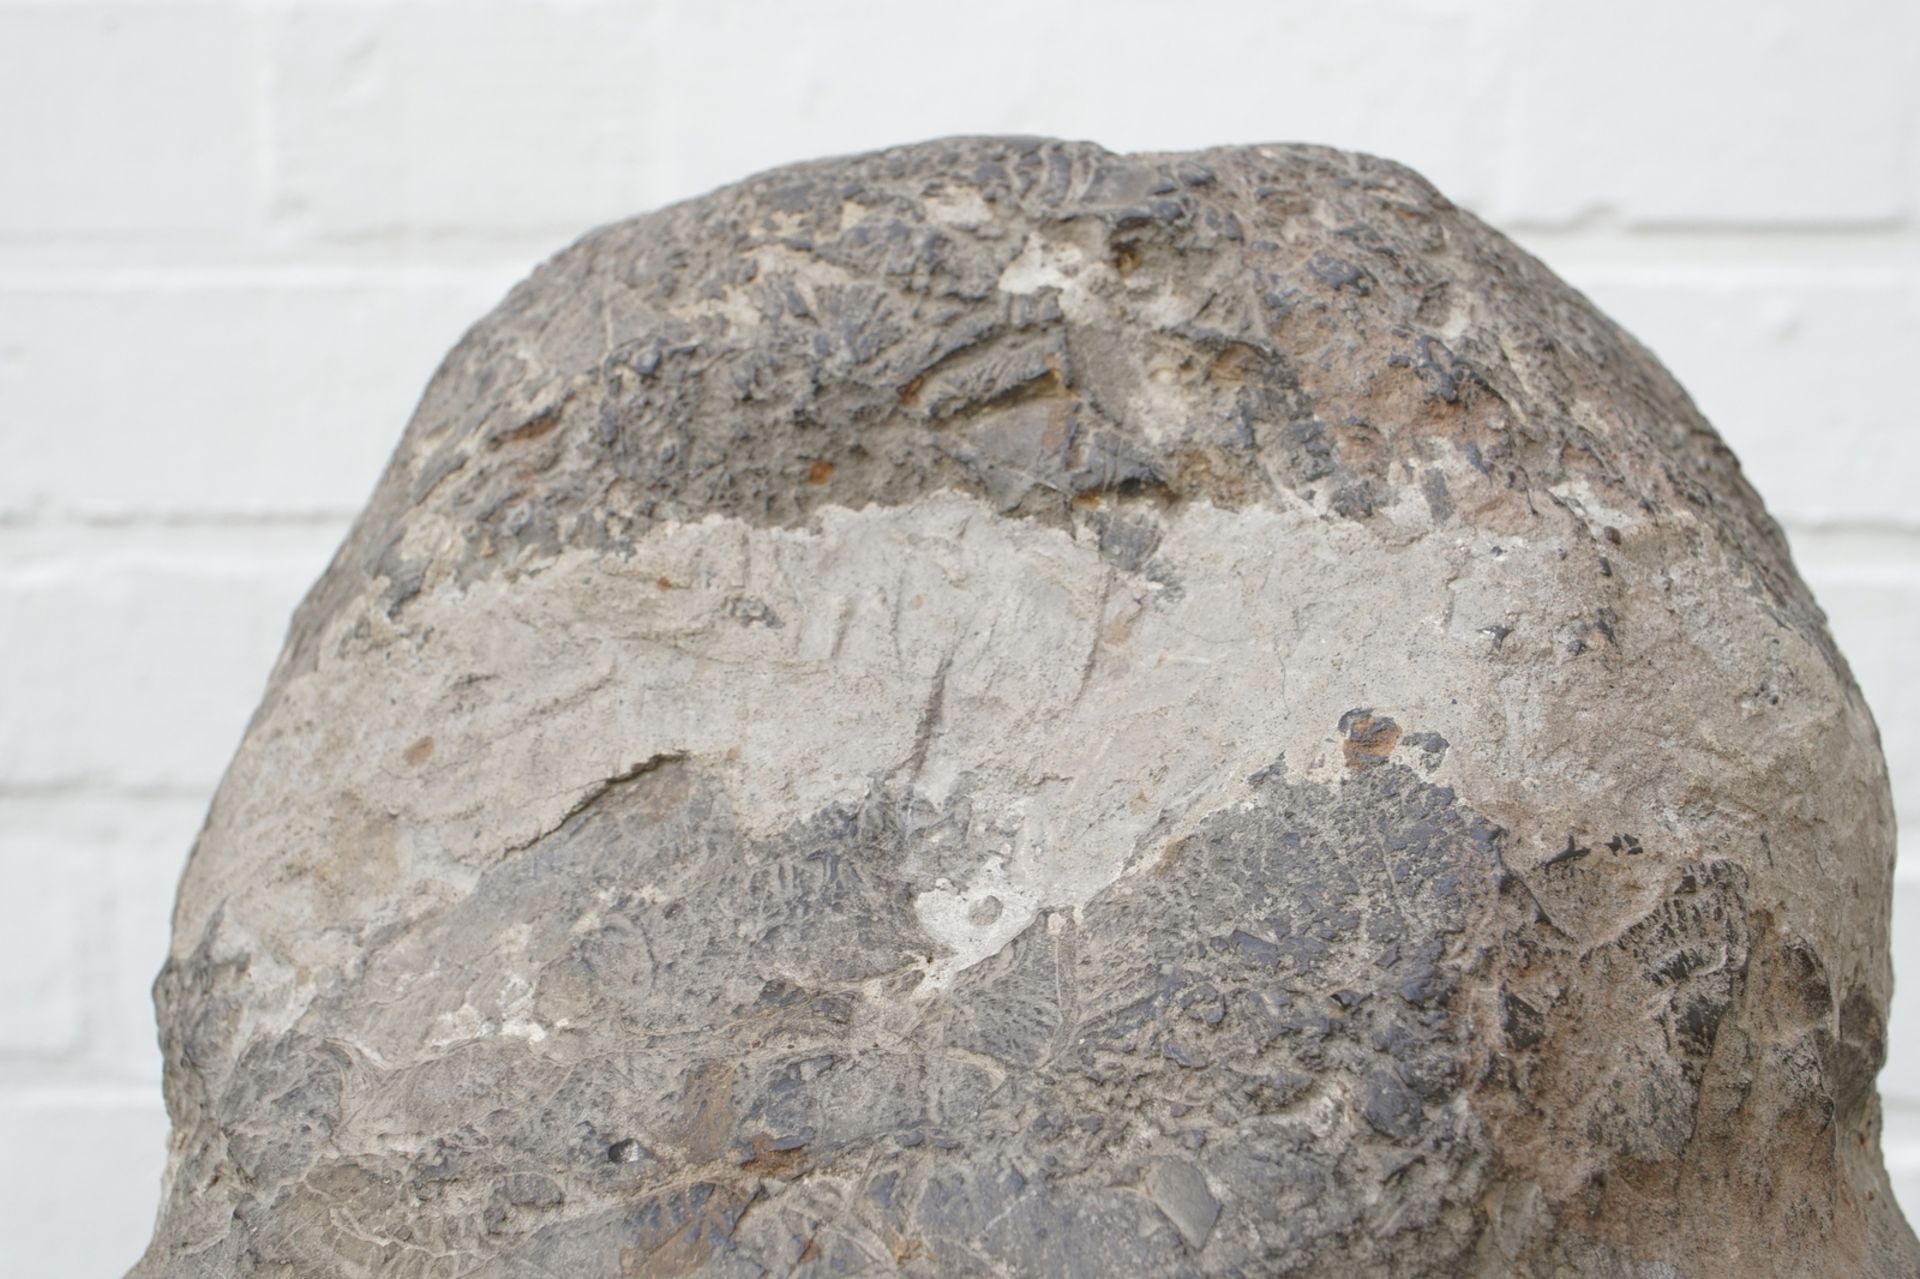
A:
135;138;1914;1277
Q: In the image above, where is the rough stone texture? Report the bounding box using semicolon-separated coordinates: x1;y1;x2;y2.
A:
135;138;1914;1277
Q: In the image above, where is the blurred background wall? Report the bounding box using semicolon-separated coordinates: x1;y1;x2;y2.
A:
0;0;1914;1270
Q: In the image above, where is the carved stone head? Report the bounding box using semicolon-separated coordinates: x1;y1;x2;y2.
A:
136;139;1913;1278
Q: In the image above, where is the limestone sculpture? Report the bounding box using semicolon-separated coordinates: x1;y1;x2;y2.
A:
134;138;1916;1276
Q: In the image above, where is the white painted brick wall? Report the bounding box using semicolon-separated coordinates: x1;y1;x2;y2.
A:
1491;0;1915;225
271;4;673;237
0;526;347;790
0;277;511;519
0;6;258;238
1;1;1914;1272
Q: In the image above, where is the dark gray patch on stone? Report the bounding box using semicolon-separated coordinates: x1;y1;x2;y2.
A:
144;738;1521;1276
1421;469;1454;522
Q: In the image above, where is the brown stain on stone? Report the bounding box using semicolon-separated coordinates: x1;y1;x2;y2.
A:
300;797;400;911
673;1060;738;1163
403;736;435;766
806;459;836;484
1152;835;1190;877
1340;711;1402;767
493;400;566;446
1166;446;1265;509
1206;341;1266;386
738;1133;809;1179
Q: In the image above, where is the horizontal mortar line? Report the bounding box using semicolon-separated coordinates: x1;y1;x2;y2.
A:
0;550;340;577
1781;517;1920;535
0;264;529;291
1773;532;1920;558
1500;211;1917;239
0;518;356;545
0;223;577;245
1509;244;1920;273
0;782;214;804
0;227;590;262
0;1084;164;1111
0;509;358;530
1791;563;1920;578
1538;259;1920;284
258;223;616;251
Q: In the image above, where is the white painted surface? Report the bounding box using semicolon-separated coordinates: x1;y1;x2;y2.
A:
1;1;1915;1269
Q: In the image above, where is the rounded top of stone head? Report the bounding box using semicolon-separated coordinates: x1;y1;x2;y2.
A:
327;136;1822;658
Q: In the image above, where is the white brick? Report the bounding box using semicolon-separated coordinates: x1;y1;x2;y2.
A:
1888;881;1920;1108
0;1091;169;1277
0;831;82;1056
0;5;258;237
0;796;199;1080
1493;0;1911;225
76;798;203;1084
1554;271;1920;528
0;277;508;519
270;4;672;236
655;0;1499;212
1889;1112;1920;1225
0;527;344;791
90;812;200;1084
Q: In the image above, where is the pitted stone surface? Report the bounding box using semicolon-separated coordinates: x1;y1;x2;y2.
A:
136;138;1913;1277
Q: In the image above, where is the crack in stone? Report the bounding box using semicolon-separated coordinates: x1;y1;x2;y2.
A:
495;751;685;863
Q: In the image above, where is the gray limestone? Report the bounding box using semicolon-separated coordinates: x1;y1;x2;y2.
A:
134;137;1914;1277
